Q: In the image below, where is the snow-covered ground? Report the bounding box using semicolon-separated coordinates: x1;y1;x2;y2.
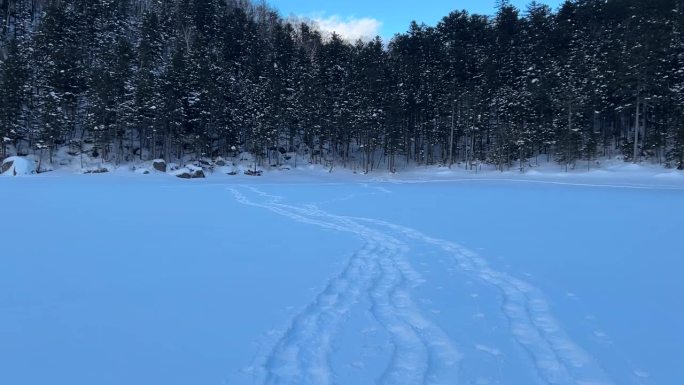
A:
1;167;682;385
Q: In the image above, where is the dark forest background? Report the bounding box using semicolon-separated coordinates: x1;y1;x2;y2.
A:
2;0;684;172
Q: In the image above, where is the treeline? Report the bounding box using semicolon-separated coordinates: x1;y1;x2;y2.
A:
1;0;684;172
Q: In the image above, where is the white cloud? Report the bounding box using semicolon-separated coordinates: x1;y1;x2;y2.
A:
311;15;382;42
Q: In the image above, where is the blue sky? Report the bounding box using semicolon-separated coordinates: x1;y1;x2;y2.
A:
269;0;564;40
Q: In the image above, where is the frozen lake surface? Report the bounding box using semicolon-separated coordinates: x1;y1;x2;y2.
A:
1;171;682;385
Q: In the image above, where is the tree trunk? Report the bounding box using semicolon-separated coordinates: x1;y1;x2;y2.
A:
567;100;572;172
448;100;455;168
633;93;640;163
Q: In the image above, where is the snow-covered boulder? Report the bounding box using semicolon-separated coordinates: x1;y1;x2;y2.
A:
1;156;36;176
152;159;167;172
244;169;263;176
172;165;205;179
83;167;110;174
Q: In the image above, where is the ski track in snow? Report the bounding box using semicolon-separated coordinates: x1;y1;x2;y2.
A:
229;184;624;385
230;187;461;385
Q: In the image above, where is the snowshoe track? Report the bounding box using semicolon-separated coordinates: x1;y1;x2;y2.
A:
230;187;461;385
353;217;616;385
231;185;617;385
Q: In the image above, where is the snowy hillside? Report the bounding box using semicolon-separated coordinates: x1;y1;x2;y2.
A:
1;172;682;385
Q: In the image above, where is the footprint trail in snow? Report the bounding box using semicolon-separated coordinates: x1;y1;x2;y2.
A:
229;185;627;385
